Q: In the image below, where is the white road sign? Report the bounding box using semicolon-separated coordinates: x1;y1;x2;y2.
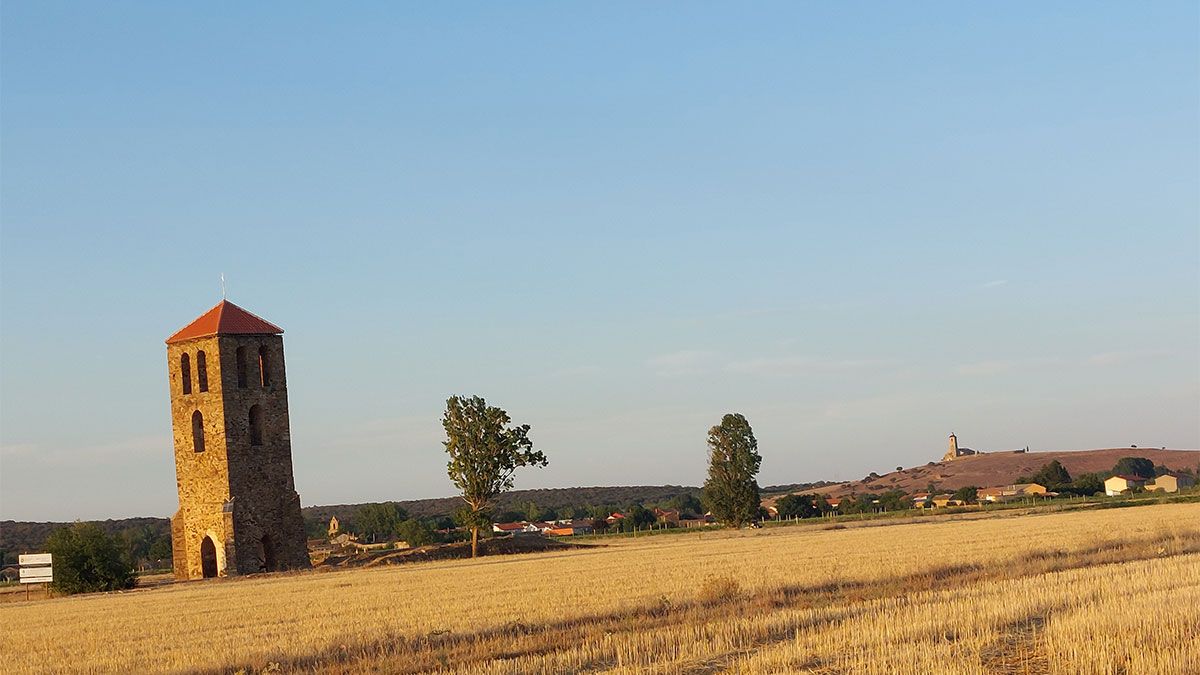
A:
18;552;53;584
19;553;52;566
20;567;54;581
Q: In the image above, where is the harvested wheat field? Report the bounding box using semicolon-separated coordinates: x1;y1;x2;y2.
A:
2;503;1198;674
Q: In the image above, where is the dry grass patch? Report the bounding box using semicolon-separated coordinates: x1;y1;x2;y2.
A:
0;503;1196;674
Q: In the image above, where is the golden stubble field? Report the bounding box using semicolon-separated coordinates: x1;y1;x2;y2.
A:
2;503;1198;674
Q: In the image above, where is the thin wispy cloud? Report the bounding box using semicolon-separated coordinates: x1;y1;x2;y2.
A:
1;435;167;465
981;279;1009;289
955;360;1016;376
726;356;897;377
647;350;717;377
550;365;606;378
0;442;38;458
1086;350;1166;367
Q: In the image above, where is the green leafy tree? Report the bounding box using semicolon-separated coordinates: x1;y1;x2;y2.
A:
627;504;657;528
352;502;408;542
841;494;879;514
1068;472;1105;497
304;517;328;540
775;494;821;519
453;505;492;544
667;493;704;517
702;413;763;528
45;522;136;595
443;395;547;557
1030;460;1072;488
147;537;173;567
117;526;156;569
952;486;979;504
1112;457;1155;479
523;501;543;522
396;519;436;547
877;489;911;511
494;510;525;524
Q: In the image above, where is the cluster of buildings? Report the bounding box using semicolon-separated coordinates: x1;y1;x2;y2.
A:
789;470;1196;517
912;483;1056;509
492;508;716;536
1104;472;1195;496
492;520;595;536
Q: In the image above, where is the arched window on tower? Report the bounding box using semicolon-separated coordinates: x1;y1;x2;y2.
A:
248;405;263;446
258;346;270;387
180;353;192;395
192;410;205;453
236;346;248;389
196;351;208;392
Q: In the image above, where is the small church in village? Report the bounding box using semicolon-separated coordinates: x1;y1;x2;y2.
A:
164;300;311;579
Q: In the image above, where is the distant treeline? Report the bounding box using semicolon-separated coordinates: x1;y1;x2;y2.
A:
1;518;171;569
760;481;839;495
6;484;766;563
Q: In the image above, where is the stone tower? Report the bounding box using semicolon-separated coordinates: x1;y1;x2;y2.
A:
165;300;311;580
942;432;977;461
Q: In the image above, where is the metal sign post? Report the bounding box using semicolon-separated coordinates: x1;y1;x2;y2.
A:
18;553;53;600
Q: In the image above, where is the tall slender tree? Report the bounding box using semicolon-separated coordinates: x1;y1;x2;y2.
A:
703;413;763;528
442;395;547;557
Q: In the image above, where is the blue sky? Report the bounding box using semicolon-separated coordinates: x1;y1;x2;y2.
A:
2;2;1197;521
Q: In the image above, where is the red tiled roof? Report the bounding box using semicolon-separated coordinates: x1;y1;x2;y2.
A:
166;300;284;344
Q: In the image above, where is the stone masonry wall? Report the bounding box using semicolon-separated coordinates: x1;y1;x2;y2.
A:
217;334;309;573
167;336;234;579
167;332;310;580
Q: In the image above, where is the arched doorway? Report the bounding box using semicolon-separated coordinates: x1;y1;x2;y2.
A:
200;536;218;578
260;534;277;572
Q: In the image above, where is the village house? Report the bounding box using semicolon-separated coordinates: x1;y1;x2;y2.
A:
1104;475;1149;496
492;521;541;535
492;519;595;536
654;508;681;525
678;513;716;528
978;483;1053;503
604;512;626;525
1146;473;1196;494
930;494;966;508
543;520;595;536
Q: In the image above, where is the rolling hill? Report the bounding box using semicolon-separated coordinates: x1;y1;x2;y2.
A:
803;447;1199;500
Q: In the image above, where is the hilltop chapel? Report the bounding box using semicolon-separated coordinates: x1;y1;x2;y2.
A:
164;300;310;579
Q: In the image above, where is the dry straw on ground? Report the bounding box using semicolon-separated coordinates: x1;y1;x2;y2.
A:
1;502;1197;674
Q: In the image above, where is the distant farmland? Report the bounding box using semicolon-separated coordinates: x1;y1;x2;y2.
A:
2;502;1196;673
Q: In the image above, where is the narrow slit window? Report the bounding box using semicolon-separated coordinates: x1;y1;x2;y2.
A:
192;410;205;453
249;405;263;446
196;351;208;392
180;354;192;395
236;346;248;389
258;346;270;387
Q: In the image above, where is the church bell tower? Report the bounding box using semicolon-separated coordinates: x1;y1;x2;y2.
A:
165;300;311;579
